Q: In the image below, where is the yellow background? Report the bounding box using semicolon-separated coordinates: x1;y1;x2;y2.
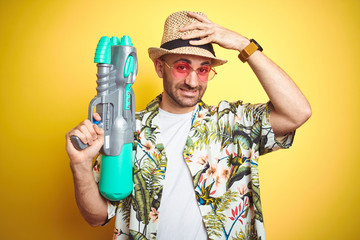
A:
0;0;359;239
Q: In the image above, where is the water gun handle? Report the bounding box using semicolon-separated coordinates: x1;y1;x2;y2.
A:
70;136;88;150
70;97;102;150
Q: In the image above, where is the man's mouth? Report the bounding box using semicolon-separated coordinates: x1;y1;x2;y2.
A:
180;87;198;96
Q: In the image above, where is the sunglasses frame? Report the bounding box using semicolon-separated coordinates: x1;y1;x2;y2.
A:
162;60;217;82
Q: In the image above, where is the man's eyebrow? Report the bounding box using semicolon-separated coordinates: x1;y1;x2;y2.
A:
201;61;211;66
173;58;211;66
173;58;191;64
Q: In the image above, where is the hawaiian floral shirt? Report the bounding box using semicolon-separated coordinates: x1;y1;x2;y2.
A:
93;94;294;240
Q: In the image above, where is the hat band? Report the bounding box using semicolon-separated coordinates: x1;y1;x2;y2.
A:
160;38;216;57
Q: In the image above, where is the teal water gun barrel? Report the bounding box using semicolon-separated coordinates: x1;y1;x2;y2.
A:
71;35;137;201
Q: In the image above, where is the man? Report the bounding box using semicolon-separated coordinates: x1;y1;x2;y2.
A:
66;11;311;240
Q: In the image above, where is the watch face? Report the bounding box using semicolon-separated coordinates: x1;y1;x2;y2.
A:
251;39;263;52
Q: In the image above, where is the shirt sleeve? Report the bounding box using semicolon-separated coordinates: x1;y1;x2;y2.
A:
242;101;295;156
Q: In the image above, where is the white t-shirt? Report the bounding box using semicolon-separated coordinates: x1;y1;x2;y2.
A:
157;108;208;240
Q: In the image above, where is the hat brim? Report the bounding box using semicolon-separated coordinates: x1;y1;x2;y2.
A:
148;46;227;67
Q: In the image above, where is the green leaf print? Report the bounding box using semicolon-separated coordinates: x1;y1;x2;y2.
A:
233;130;251;150
214;190;238;213
218;104;237;120
244;103;267;122
192;124;210;150
132;170;151;225
152;193;162;211
193;169;205;188
145;111;159;129
203;190;238;239
129;230;148;240
203;213;225;239
248;182;263;223
186;136;194;148
143;127;151;140
227;166;251;190
258;135;269;155
142;126;157;144
119;196;132;228
250;121;261;144
145;97;159;112
155;143;164;152
233;221;261;240
217;123;233;151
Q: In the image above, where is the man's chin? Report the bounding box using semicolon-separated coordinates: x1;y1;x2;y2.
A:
176;97;200;108
164;88;203;108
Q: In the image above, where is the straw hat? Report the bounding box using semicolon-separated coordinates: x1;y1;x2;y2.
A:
148;11;227;67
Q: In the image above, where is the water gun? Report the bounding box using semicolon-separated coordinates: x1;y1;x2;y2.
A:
71;35;137;201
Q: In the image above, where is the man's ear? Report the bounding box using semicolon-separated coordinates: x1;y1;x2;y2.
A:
154;58;164;78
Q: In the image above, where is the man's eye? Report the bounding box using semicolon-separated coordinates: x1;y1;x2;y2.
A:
176;64;189;71
198;66;210;74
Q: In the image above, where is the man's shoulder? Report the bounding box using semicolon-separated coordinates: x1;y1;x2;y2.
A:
135;109;149;121
204;99;250;113
218;99;248;108
135;95;161;120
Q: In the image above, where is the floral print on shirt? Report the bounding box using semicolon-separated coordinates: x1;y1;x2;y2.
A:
93;94;294;240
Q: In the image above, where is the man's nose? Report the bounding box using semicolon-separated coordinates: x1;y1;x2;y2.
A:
184;70;199;88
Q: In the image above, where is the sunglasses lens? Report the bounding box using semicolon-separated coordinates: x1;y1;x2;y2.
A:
197;65;211;81
168;61;216;82
172;62;191;78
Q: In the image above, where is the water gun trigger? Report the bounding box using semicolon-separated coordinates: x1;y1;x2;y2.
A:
92;115;102;125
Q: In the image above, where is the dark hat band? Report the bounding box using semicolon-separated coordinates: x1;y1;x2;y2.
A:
160;38;216;57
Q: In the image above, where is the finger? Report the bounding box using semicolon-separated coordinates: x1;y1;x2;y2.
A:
79;120;98;144
65;131;75;149
79;125;94;145
84;118;101;139
187;11;212;24
180;22;208;32
189;37;212;46
92;125;104;147
71;129;88;145
93;124;104;136
66;128;84;146
93;112;102;122
83;119;98;139
181;29;213;40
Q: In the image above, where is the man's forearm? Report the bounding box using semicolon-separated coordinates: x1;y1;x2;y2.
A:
247;51;312;135
71;162;108;227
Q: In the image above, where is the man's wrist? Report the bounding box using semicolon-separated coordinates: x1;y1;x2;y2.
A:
70;160;94;177
236;38;251;52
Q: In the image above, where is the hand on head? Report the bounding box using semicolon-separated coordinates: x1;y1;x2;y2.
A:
180;11;250;52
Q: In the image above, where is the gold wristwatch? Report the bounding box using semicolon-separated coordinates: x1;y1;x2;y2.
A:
238;39;263;63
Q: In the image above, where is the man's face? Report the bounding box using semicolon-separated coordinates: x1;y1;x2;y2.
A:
159;54;210;113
